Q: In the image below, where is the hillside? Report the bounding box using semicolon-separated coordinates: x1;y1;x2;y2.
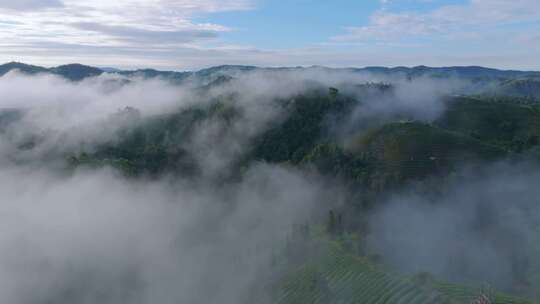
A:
496;79;540;100
0;62;48;76
276;237;535;304
436;97;540;151
51;64;103;81
350;122;504;183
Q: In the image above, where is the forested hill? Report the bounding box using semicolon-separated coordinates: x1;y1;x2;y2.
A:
2;61;540;81
3;61;540;102
2;63;540;303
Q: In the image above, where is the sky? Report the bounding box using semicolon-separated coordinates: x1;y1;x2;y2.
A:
0;0;539;70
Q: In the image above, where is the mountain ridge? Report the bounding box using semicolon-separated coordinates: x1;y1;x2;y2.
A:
2;62;540;81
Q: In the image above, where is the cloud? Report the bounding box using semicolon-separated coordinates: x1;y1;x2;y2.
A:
334;0;540;42
0;67;365;167
0;70;350;303
0;0;253;57
0;71;197;160
367;161;540;290
0;0;64;11
0;163;323;304
71;22;220;44
333;11;442;42
0;0;539;69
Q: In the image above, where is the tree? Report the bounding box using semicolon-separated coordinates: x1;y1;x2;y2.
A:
329;87;339;99
337;213;344;235
327;210;336;235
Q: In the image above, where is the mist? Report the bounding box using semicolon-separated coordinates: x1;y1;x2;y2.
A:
0;69;350;304
0;67;468;168
0;161;336;304
367;161;540;293
0;66;529;303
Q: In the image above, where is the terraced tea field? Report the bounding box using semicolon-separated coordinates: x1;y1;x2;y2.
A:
434;282;535;304
276;241;538;304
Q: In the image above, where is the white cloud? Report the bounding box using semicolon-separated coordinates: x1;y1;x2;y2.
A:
0;0;63;11
0;0;253;53
334;0;540;42
334;11;442;42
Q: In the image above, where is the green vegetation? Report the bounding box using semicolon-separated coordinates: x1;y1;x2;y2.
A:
51;64;103;81
350;121;504;186
433;282;534;304
68;102;238;177
497;79;540;100
275;232;537;304
64;89;540;195
437;97;540;152
250;89;354;164
277;241;447;304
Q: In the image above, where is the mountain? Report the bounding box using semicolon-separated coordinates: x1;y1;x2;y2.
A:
116;68;192;82
0;62;48;76
0;62;103;81
355;65;540;79
496;78;540;99
195;64;540;79
196;65;258;77
50;64;104;81
2;62;540;82
99;67;122;73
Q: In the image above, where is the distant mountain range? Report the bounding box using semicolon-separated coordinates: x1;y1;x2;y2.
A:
2;61;540;82
2;61;540;99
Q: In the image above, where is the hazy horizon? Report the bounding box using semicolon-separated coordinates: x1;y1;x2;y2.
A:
4;60;540;73
0;0;539;70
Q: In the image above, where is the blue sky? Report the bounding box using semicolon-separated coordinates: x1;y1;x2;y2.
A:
194;1;381;49
0;0;538;70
